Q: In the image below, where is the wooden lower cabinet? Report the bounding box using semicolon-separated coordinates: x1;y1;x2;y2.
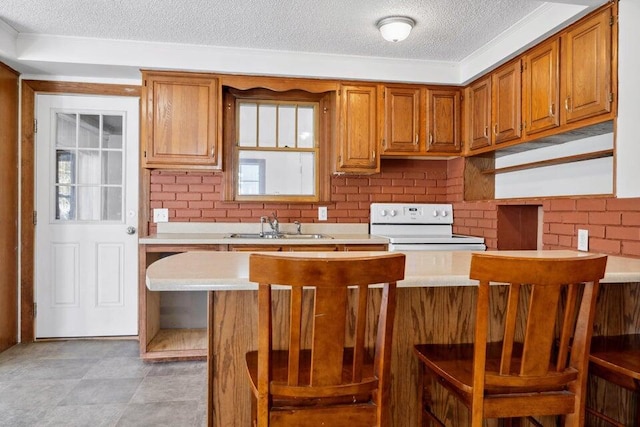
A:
140;243;387;361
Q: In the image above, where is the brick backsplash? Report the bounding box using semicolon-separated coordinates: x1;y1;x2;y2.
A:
147;159;448;234
148;157;640;257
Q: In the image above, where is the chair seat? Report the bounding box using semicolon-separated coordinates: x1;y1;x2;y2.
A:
414;342;574;401
246;348;377;407
589;334;640;390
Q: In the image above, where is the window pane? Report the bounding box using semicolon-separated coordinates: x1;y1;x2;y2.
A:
102;187;122;221
78;150;101;185
77;186;101;221
238;103;257;147
238;150;315;195
103;115;123;149
278;105;296;147
56;113;77;148
298;106;315;148
102;151;123;185
56;150;74;185
55;185;75;221
78;114;100;148
258;104;277;147
238;159;265;195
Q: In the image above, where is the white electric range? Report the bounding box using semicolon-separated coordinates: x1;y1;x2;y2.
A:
370;203;486;251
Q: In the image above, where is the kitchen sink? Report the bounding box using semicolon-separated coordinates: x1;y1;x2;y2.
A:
226;233;332;239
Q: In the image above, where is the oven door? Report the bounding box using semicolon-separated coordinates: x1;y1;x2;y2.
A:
389;243;486;251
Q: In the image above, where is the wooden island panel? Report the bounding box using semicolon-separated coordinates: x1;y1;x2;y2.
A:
207;282;640;427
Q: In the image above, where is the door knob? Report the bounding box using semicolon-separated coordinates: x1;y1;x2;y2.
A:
126;226;137;235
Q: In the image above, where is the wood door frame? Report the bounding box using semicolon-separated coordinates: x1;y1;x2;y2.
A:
21;81;141;342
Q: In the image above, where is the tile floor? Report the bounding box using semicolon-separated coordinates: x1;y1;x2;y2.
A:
0;340;206;426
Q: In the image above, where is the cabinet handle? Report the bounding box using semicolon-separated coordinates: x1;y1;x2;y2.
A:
372;150;376;159
565;97;571;111
211;146;215;158
549;103;555;117
429;133;433;144
493;124;498;136
484;126;488;138
415;133;419;145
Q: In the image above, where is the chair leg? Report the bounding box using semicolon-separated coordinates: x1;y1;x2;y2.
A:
418;363;443;427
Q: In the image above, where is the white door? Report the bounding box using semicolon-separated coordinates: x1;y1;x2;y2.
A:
35;94;139;338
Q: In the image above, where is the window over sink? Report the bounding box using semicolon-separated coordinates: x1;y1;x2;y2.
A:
223;88;332;202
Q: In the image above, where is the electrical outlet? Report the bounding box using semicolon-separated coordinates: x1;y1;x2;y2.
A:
153;208;169;223
577;229;589;251
318;206;328;221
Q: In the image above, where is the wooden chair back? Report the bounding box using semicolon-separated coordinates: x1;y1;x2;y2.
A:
468;252;608;423
248;252;405;427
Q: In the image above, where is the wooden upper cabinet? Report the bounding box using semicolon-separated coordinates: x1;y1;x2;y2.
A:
561;6;612;124
382;86;421;154
523;38;560;135
468;76;492;151
142;71;221;169
492;59;522;145
427;88;461;153
336;84;380;174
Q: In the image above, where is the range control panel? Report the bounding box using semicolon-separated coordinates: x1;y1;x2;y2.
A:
370;203;454;225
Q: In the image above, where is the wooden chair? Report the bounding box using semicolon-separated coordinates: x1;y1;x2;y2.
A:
586;333;640;426
414;252;608;427
245;252;406;427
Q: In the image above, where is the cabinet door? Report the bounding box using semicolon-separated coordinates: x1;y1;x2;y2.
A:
561;7;612;124
492;59;522;144
468;76;492;151
337;84;380;174
382;86;421;154
427;89;461;153
523;38;560;135
142;72;220;169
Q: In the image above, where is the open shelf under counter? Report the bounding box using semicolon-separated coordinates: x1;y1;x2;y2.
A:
143;328;207;361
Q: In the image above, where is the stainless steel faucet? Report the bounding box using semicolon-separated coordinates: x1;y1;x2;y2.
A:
294;220;302;234
259;216;268;237
268;212;279;234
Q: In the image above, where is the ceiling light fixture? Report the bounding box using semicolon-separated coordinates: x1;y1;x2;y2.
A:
377;16;415;43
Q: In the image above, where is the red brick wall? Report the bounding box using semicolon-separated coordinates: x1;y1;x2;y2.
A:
148;159;449;234
446;158;640;257
148;156;640;257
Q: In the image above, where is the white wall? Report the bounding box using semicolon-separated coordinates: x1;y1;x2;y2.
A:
495;133;614;199
615;0;640;198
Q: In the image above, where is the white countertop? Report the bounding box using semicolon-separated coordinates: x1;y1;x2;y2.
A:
146;250;640;292
139;222;388;245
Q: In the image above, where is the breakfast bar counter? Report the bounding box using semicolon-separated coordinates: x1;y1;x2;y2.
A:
146;250;640;426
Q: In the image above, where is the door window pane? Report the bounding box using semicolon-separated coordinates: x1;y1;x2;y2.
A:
102;187;122;221
103;115;123;149
102;151;123;185
56;113;77;148
78;150;101;185
78;114;100;148
53;111;125;222
55;185;75;221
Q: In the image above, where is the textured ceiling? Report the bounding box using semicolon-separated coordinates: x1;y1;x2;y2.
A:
0;0;554;62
